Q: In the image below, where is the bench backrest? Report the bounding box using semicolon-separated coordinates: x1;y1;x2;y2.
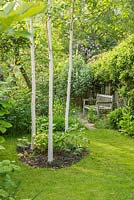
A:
96;94;113;109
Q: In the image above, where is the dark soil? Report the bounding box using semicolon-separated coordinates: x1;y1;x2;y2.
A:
16;145;89;169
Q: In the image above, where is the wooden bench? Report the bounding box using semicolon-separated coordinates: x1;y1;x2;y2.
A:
83;94;113;115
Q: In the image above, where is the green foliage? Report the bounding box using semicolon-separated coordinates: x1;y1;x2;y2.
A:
0;1;45;34
0;135;20;200
108;108;123;130
17;137;30;149
34;133;48;153
0;136;38;200
36;101;79;133
0;161;20;200
119;106;134;137
34;132;69;153
0;136;5;150
71;55;93;97
92;35;134;94
0;89;12;133
7;89;31;134
34;130;89;154
54;114;78;132
53;101;66;132
0;158;39;200
108;105;134;137
57;55;93;99
87;106;98;123
37;116;48;133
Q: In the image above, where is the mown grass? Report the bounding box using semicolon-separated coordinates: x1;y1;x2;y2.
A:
1;129;134;200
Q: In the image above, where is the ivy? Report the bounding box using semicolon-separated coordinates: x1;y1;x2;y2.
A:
91;34;134;95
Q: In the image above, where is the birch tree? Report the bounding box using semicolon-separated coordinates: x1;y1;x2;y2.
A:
47;0;54;163
65;0;75;132
30;16;36;150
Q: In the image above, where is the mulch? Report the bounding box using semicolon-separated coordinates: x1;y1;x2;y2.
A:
16;145;88;169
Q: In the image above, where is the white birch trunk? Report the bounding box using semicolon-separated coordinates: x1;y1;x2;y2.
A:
65;30;73;132
65;0;75;132
30;17;36;150
47;0;53;163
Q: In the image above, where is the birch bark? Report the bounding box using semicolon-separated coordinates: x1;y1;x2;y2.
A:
65;0;75;132
47;0;54;163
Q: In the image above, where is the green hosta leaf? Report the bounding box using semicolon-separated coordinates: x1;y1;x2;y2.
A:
0;100;11;109
0;120;12;133
0;160;20;175
4;174;17;189
0;189;9;198
0;145;5;150
0;136;5;144
0;110;8;116
0;127;6;133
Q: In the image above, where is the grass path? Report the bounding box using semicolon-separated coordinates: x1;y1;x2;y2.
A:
1;129;134;200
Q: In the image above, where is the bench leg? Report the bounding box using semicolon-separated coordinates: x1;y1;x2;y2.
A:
96;106;99;115
83;107;85;115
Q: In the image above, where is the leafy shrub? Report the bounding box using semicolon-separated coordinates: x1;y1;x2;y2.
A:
0;136;20;200
37;116;48;133
34;130;89;154
54;114;78;132
57;55;93;99
34;133;48;152
0;137;40;200
87;107;111;129
0;90;12;133
36;102;80;133
17;137;30;149
91;35;134;100
34;132;70;153
0;136;5;150
87;106;98;123
119;106;134;137
108;108;123;129
53;101;79;131
0;160;20;200
108;105;134;136
7;89;31;134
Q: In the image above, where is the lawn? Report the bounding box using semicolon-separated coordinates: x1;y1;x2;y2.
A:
1;129;134;200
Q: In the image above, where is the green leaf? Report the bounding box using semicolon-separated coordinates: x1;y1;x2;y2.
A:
16;2;45;21
0;120;12;133
0;145;5;150
0;0;3;5
0;189;9;198
0;127;6;133
0;2;46;33
15;30;31;39
0;136;5;144
1;2;15;17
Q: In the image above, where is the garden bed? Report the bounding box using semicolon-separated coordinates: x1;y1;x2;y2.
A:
17;145;88;168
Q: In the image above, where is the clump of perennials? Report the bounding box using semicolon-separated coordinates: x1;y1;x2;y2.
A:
17;130;89;168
